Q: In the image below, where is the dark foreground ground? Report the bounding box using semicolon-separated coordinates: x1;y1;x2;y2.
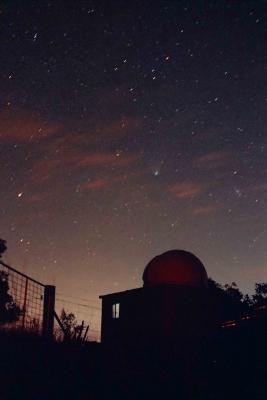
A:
0;317;266;400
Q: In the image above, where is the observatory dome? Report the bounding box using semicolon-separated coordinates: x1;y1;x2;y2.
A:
143;250;208;288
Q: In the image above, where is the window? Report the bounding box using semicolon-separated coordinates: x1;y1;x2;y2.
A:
112;303;120;319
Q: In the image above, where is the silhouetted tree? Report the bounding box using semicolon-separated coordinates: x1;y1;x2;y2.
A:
243;294;253;308
252;283;267;307
60;308;77;337
224;282;244;302
0;239;21;324
208;278;249;320
0;270;21;324
208;278;223;290
0;239;7;258
59;308;89;342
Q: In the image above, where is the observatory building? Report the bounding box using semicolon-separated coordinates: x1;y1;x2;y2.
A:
100;250;215;355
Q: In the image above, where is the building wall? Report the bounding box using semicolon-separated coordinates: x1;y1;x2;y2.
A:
100;285;215;355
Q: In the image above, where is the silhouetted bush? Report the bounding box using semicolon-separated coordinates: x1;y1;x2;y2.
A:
0;270;21;324
0;238;7;258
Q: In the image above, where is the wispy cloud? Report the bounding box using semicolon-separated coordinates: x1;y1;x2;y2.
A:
23;192;50;204
0;107;140;145
192;205;219;215
66;116;141;145
252;183;267;192
31;159;63;183
196;151;231;166
0;108;60;142
31;150;138;184
79;178;110;191
78;152;138;167
93;117;140;139
168;182;203;198
2;107;141;188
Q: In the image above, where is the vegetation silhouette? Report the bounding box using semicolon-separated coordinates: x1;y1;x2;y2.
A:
253;282;267;306
60;308;77;335
0;239;21;324
58;308;89;342
0;271;21;324
207;278;266;320
0;238;7;258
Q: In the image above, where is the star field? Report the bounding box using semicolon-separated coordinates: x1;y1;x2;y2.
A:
1;0;266;326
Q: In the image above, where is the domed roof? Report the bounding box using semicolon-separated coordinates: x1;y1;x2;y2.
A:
143;250;208;288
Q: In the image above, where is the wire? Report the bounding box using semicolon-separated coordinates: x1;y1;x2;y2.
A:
57;292;100;305
56;297;101;311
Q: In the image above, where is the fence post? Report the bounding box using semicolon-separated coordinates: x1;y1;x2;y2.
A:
42;285;56;339
21;277;28;330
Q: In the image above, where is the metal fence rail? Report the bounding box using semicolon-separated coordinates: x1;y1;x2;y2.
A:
0;261;46;334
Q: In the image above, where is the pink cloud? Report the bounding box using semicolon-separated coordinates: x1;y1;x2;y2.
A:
4;109;140;185
252;183;267;192
168;182;203;198
196;151;231;166
71;117;141;144
0;109;60;142
30;150;138;184
193;205;219;215
31;159;62;183
96;117;140;138
79;178;110;191
77;152;138;168
23;192;50;204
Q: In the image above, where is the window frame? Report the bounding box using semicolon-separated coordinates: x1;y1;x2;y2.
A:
112;302;120;319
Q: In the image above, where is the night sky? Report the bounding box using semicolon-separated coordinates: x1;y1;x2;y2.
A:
1;1;266;334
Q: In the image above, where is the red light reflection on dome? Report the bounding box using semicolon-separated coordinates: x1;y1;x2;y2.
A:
143;250;208;288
